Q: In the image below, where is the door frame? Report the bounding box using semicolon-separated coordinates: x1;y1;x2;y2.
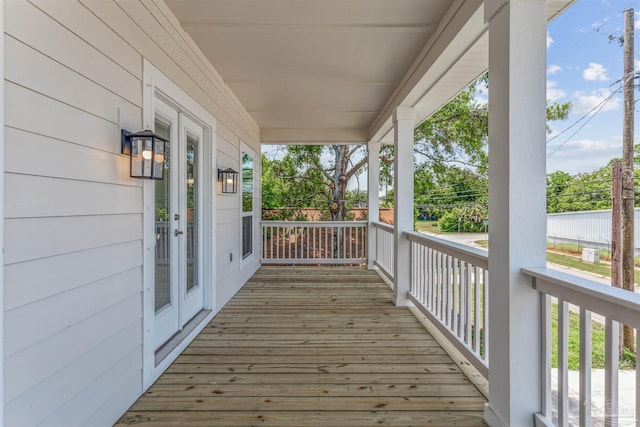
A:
178;113;206;325
239;141;258;269
142;60;217;390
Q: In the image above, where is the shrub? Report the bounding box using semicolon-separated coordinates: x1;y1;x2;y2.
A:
437;205;487;232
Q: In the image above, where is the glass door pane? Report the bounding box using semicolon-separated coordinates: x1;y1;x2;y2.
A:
242;151;253;259
154;119;171;311
242;216;252;259
186;135;198;292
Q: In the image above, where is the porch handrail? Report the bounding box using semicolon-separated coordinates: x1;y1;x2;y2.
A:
371;221;394;280
261;220;367;264
371;221;394;235
406;232;489;270
522;267;640;427
405;230;489;379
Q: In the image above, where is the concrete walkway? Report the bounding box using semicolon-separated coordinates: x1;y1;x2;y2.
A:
551;369;637;426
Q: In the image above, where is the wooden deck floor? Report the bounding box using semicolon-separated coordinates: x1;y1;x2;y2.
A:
116;267;486;426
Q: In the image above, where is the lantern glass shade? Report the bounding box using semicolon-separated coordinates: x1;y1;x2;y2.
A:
152;139;166;179
218;168;238;194
122;129;167;180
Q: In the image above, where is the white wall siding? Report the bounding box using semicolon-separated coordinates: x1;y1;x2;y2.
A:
5;241;142;312
5;320;141;427
5;1;260;426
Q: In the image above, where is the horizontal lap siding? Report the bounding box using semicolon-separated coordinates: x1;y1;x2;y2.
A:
215;121;261;309
5;1;145;423
5;1;259;427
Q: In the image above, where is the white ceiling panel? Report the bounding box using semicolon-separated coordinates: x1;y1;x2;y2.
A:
165;0;575;143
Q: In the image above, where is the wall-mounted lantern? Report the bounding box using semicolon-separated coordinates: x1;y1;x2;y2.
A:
218;168;238;194
121;129;167;180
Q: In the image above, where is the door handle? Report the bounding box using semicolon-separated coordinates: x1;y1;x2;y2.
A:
174;229;184;236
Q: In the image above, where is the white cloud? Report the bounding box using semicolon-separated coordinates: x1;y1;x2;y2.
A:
557;139;618;152
573;88;621;114
546;138;622;174
635;12;640;29
547;31;553;49
546;81;566;102
582;62;609;81
547;64;562;75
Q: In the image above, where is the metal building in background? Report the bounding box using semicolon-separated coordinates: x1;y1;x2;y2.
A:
547;208;640;253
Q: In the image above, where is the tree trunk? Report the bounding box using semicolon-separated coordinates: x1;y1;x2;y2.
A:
330;145;349;258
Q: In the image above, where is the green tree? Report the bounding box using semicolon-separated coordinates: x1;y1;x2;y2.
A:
261;153;326;220
262;145;368;221
263;73;571;222
413;79;489;176
545;153;640;214
415;167;487;220
546;170;574;213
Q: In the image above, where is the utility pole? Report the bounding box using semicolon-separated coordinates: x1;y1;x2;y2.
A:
622;8;635;353
612;161;622;289
611;161;622;351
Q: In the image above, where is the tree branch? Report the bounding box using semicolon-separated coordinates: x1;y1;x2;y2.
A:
345;156;368;179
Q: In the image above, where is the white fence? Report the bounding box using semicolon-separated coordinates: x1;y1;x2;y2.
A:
261;221;367;264
406;231;489;378
523;267;640;427
372;221;394;281
547;209;640;251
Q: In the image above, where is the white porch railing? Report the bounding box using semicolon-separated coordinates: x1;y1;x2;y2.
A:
259;219;640;426
523;267;640;427
261;221;367;264
155;221;195;263
405;231;489;379
372;221;394;280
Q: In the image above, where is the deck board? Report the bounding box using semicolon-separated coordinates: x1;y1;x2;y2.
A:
115;267;486;426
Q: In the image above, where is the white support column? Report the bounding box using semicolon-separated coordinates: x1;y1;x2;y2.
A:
367;140;380;269
0;3;5;425
393;107;415;306
483;1;546;426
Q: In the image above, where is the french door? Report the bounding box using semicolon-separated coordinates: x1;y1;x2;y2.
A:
153;99;205;348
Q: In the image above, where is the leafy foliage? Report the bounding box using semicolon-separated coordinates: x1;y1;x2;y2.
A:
438;204;488;232
262;73;573;224
413;79;489;175
261;145;367;221
545;150;640;214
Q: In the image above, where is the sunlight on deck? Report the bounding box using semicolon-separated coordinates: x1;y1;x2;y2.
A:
116;267;486;426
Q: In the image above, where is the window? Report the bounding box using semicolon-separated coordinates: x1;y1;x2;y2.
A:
242;151;253;259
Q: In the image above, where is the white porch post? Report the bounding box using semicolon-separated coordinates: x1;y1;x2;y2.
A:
367;140;380;269
484;1;546;426
393;107;415;306
0;3;5;425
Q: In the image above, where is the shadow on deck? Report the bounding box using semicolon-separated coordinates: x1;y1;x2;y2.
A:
116;267;487;426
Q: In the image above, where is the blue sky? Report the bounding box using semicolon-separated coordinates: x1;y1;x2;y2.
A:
546;0;640;174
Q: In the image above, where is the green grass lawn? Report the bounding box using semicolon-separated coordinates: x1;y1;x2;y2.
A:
415;220;440;233
546;252;640;285
551;303;635;369
475;240;640;285
472;239;637;369
474;240;488;248
548;241;640;267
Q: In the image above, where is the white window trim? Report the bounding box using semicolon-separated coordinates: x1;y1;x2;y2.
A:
141;60;217;391
240;141;258;269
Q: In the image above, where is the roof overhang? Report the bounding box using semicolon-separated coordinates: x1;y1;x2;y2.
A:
164;0;575;145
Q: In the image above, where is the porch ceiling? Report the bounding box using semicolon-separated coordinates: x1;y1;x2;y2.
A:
165;0;574;145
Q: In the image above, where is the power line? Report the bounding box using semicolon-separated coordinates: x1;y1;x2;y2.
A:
546;85;620;142
547;88;622;159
